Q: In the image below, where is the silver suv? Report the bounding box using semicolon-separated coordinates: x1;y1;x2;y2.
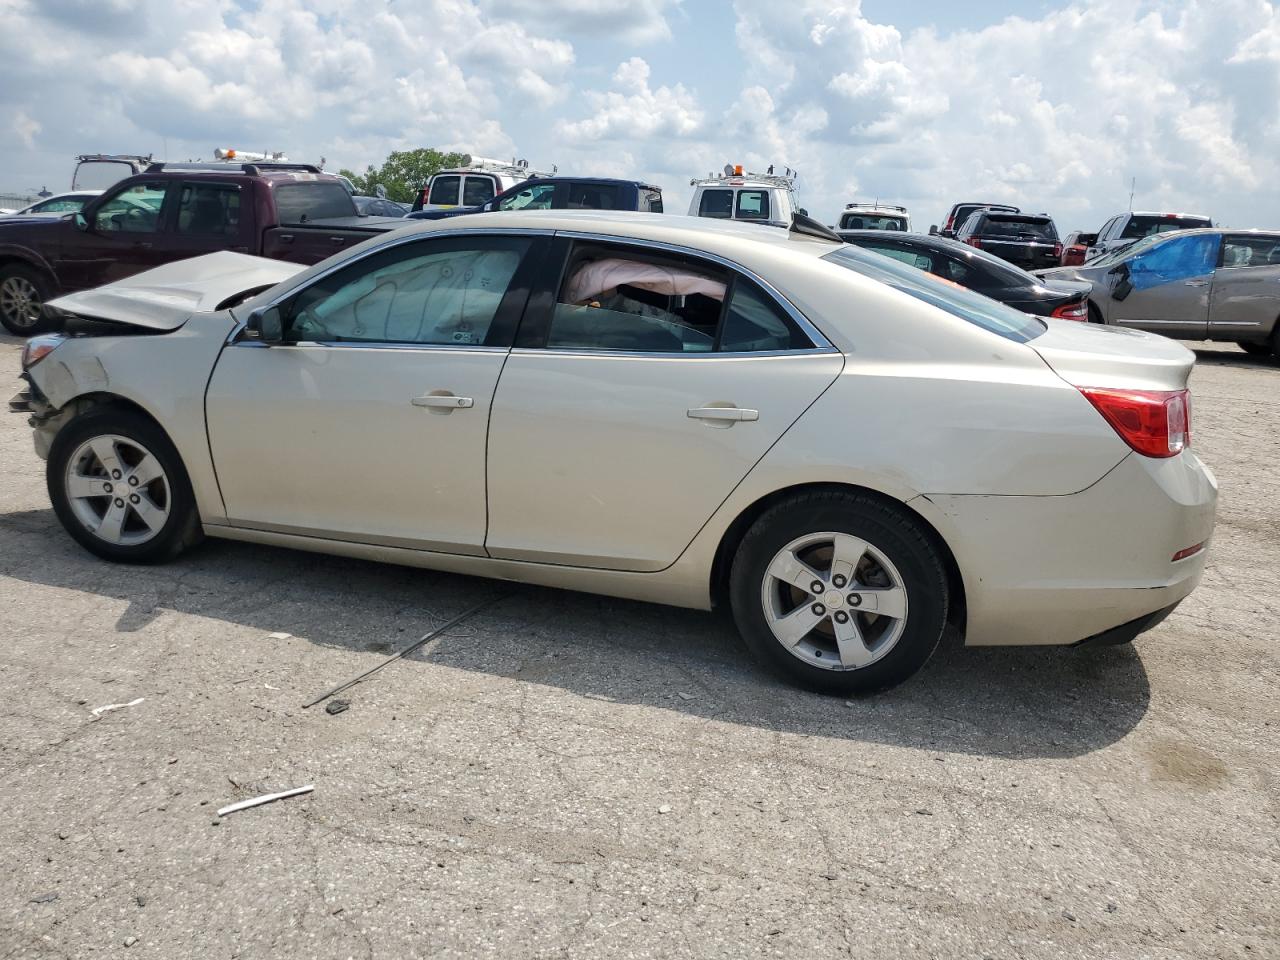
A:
1088;211;1213;260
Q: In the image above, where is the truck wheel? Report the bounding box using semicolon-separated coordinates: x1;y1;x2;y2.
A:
729;491;949;695
0;264;56;335
47;408;202;564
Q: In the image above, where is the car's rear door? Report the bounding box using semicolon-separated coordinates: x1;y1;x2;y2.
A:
484;235;843;572
1207;234;1280;339
206;231;545;554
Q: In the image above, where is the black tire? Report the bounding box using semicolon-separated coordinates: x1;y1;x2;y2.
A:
1087;301;1104;325
1237;341;1270;356
47;407;202;564
0;263;57;335
729;491;949;695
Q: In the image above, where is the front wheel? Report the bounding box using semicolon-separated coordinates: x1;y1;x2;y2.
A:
729;491;950;695
1237;340;1270;356
47;408;202;563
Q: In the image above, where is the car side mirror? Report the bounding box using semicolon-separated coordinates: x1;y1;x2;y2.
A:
74;213;89;232
244;305;284;343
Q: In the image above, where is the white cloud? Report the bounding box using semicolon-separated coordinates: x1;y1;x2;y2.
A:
555;57;703;142
480;0;681;43
12;109;39;149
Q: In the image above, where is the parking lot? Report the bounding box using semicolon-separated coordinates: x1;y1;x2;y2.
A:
0;333;1276;958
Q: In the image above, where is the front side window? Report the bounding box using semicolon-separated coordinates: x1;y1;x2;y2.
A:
497;183;557;211
274;182;356;223
735;190;770;220
94;181;167;232
285;236;530;346
544;244;810;354
428;175;461;206
176;182;240;236
1126;234;1221;289
823;245;1044;343
698;189;733;218
1221;235;1280;269
32;196;91;214
462;176;496;206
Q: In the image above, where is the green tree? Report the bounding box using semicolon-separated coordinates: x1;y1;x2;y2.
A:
338;148;468;203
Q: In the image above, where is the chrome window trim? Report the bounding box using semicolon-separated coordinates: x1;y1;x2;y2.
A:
550;229;838;353
271;341;510;353
225;227;555;345
509;347;837;361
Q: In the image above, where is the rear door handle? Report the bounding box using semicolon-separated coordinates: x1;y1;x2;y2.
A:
411;394;474;410
688;406;759;423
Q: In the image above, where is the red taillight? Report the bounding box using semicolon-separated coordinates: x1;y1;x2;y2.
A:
1051;301;1088;321
965;237;983;248
1052;242;1063;258
1079;387;1190;458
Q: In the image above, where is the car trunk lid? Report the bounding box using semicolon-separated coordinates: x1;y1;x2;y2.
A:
1030;319;1195;391
47;251;305;331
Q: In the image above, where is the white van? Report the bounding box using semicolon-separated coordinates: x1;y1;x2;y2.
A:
688;165;801;227
837;202;910;232
413;157;555;213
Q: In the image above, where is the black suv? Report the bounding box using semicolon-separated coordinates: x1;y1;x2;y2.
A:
935;201;1018;239
953;211;1061;271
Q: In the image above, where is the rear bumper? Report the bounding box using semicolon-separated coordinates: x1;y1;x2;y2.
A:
924;450;1217;646
1074;601;1179;647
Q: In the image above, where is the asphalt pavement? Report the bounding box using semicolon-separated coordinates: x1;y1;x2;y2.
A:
0;334;1276;959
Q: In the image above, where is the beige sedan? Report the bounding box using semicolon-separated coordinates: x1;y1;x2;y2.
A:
14;212;1217;694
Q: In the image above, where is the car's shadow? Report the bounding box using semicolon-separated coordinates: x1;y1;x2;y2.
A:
1189;344;1278;369
0;507;1151;761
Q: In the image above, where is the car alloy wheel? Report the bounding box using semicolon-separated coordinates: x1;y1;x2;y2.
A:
759;531;909;671
0;274;42;330
64;434;172;546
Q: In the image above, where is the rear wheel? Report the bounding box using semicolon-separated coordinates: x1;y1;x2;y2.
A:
1087;302;1104;325
729;491;949;695
0;264;55;335
47;409;201;563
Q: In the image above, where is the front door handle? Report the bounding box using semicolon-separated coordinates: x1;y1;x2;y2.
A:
688;406;759;423
1184;279;1210;287
411;393;474;410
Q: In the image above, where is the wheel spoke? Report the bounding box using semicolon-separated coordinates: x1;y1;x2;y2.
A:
833;615;875;668
130;492;167;532
96;501;128;544
66;474;112;499
766;550;825;594
771;605;825;646
860;586;907;620
127;454;164;487
830;533;868;581
88;437;124;477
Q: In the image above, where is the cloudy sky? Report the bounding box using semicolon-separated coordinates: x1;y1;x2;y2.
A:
2;0;1277;233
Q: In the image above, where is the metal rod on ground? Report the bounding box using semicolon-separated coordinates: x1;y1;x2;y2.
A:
302;596;502;709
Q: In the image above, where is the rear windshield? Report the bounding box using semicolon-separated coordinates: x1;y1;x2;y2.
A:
698;189;733;218
952;203;1016;227
840;212;907;230
822;245;1044;343
1121;215;1212;239
273;181;357;223
462;176;496;206
72;161;136;191
735;190;771;220
979;216;1058;240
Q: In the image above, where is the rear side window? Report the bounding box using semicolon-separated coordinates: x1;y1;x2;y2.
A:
698;189;733;218
822;245;1044;343
1221;235;1280;268
428;175;461;206
736;190;770;220
567;183;621;210
274;182;356;223
1121;214;1213;239
718;280;810;352
979;217;1058;240
176;182;240;236
462;176;495;206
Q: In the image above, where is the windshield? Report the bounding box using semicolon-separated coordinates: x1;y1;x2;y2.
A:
822;245;1044;343
1121;215;1211;239
1089;234;1164;267
840;212;906;230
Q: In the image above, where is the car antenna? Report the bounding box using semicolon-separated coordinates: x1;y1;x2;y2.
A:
790;212;843;243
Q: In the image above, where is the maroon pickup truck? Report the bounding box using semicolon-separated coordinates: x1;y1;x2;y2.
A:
0;162;404;334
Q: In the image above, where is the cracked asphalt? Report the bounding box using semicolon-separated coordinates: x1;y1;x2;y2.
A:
0;334;1277;959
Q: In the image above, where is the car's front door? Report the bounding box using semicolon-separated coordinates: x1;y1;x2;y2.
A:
1103;233;1220;337
205;232;542;554
57;179;175;292
484;237;844;572
1207;234;1280;339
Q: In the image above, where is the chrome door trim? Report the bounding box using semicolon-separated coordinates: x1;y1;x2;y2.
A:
508;347;837;361
551;229;839;352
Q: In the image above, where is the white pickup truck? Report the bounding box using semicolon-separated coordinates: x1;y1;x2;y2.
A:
688;165;803;228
